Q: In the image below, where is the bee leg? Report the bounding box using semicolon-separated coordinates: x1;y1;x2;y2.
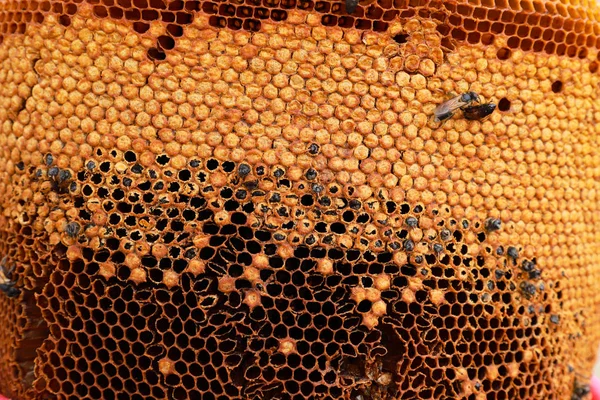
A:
438;112;455;127
429;114;440;126
431;117;446;129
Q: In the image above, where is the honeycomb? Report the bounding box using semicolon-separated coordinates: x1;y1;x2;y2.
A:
0;0;599;398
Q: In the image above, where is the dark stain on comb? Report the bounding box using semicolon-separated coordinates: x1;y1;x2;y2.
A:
345;0;359;15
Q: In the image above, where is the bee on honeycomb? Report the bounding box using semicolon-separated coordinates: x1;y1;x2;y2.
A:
0;0;598;399
0;257;19;299
432;92;482;123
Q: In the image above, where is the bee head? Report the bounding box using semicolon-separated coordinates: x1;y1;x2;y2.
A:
462;92;480;103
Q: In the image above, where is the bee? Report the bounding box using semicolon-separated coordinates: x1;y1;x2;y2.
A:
405;217;418;228
50;168;73;193
0;257;20;298
521;260;535;272
519;281;536;299
433;92;481;123
65;222;81;238
484;218;501;232
507;246;519;262
572;381;590;400
462;102;497;121
346;0;359;14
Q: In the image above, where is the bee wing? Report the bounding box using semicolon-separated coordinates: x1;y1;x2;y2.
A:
434;95;468;115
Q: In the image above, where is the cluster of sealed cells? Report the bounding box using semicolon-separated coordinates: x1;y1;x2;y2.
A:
23;153;571;400
1;0;600;61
